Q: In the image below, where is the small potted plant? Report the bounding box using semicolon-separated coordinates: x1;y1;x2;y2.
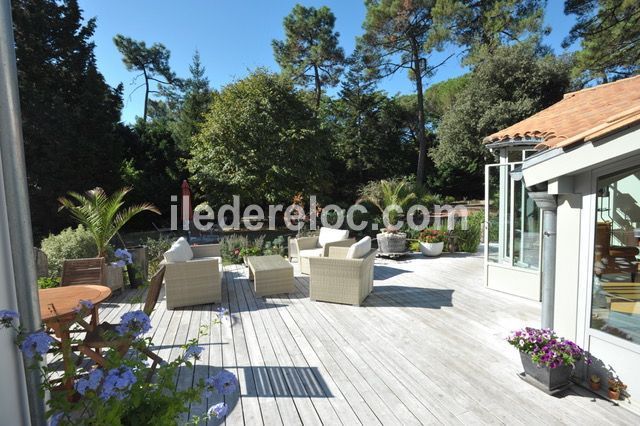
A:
418;229;447;257
589;374;601;391
608;377;626;400
507;327;589;392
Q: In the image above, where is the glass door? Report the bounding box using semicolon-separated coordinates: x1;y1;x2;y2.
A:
485;162;541;270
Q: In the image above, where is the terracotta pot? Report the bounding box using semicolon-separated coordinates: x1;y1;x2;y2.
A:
590;381;601;391
608;389;620;400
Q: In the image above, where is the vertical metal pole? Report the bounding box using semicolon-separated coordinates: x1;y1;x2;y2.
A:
529;192;558;329
541;208;557;329
0;0;46;424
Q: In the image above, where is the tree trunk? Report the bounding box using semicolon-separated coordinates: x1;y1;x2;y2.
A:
313;64;321;111
412;40;427;184
143;68;149;122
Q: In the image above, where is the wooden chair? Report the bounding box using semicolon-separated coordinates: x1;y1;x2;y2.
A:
78;266;165;380
594;222;638;281
61;258;105;286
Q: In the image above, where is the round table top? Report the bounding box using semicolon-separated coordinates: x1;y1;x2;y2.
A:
39;285;112;322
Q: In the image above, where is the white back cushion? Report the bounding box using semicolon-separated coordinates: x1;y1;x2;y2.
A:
164;237;194;262
318;227;350;247
346;236;372;259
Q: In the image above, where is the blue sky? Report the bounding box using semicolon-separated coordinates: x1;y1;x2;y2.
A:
79;1;577;123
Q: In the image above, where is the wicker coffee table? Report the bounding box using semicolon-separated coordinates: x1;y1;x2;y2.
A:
247;255;294;297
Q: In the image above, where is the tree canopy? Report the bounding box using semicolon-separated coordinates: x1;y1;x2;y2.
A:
12;0;126;238
362;0;444;184
430;42;572;197
188;70;330;206
113;35;177;121
564;0;640;83
433;0;549;64
272;5;345;110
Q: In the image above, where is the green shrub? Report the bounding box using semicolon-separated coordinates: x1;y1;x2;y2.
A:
263;235;287;257
40;225;98;277
453;211;484;253
408;240;420;252
144;235;174;274
220;235;249;264
37;277;60;289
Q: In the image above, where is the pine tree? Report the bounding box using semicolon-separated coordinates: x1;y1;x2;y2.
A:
272;5;345;110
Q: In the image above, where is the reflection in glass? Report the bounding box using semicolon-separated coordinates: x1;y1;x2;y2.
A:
591;167;640;343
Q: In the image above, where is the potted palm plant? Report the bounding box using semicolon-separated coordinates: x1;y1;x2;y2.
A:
358;179;416;255
58;187;160;290
507;327;589;392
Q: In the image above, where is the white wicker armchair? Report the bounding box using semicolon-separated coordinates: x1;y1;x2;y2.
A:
293;227;354;274
162;244;222;309
308;246;377;306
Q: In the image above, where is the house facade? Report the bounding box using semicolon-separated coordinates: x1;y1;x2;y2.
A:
484;75;640;412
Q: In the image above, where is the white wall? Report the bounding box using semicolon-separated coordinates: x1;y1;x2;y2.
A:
553;194;582;341
0;150;31;424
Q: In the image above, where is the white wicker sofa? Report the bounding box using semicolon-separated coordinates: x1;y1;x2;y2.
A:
161;238;222;309
293;227;354;274
309;236;377;306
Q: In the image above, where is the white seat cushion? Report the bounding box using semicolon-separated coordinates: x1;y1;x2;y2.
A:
318;227;350;247
164;237;194;262
299;248;324;258
346;236;372;259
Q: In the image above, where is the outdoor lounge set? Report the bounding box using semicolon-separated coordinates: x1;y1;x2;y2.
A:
160;228;377;308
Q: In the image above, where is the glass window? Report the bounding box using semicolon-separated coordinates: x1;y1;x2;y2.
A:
591;166;640;342
486;162;540;270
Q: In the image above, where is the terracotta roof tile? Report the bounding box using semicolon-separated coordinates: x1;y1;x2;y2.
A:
484;75;640;149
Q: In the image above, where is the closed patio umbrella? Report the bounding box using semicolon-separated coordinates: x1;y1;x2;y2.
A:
181;179;193;231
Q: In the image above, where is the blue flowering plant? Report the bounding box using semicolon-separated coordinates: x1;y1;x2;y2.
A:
113;248;133;268
1;307;238;425
507;327;589;369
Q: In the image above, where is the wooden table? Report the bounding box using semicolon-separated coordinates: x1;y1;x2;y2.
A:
247;255;294;297
39;285;112;390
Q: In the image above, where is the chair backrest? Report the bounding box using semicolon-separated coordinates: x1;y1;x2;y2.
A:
61;258;105;286
144;266;166;316
318;227;350;247
33;247;49;278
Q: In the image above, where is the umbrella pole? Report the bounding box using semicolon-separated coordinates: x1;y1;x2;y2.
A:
0;0;46;423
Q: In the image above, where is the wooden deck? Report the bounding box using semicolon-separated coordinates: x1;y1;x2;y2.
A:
99;253;639;425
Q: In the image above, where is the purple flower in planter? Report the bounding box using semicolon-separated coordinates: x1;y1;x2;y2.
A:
207;402;229;419
0;309;18;328
20;331;55;359
507;327;588;369
116;310;151;337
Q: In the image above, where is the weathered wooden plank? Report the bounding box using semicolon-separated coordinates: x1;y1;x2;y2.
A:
94;254;640;426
